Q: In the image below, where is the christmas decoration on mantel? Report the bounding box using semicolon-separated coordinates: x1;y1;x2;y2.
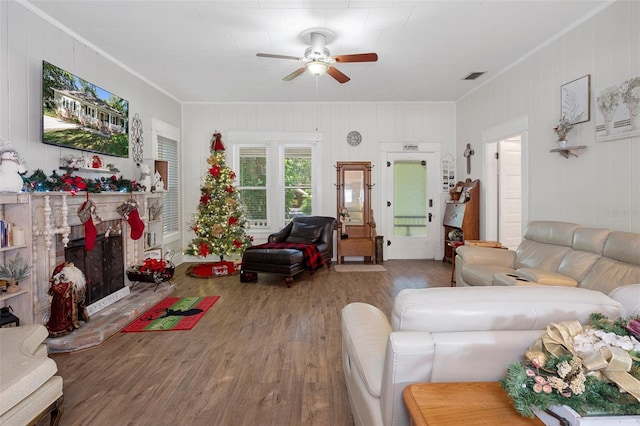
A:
22;169;143;193
184;132;253;262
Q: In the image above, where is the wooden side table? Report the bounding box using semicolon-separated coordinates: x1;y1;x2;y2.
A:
402;382;544;425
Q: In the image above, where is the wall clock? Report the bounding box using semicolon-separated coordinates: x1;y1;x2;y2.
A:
347;131;362;146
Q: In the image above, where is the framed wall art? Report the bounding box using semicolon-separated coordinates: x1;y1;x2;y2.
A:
594;75;640;142
561;74;590;125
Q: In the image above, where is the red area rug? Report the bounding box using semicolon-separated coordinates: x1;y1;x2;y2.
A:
185;261;240;278
121;296;219;332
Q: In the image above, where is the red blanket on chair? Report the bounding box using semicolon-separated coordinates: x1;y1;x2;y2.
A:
246;242;324;271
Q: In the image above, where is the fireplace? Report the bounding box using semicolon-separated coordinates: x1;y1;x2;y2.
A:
64;233;124;306
30;193;153;325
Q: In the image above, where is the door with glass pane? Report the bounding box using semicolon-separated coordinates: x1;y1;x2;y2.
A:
385;152;438;259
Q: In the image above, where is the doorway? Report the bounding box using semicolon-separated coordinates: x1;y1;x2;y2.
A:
385;152;439;259
486;137;522;250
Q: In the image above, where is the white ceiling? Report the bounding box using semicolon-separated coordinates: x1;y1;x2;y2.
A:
23;0;610;103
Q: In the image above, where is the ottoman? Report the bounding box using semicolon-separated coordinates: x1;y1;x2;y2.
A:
240;248;307;287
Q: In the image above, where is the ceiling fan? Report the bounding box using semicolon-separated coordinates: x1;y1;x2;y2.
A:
256;29;378;84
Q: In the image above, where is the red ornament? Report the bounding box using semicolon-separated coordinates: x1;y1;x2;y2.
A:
229;171;236;179
211;132;225;151
233;239;242;248
193;226;199;233
200;194;211;205
225;186;234;193
209;165;221;177
228;216;238;225
199;242;210;257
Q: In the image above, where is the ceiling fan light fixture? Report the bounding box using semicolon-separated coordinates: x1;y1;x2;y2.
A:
306;60;329;76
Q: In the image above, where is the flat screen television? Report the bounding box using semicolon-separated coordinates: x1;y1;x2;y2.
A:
42;60;129;158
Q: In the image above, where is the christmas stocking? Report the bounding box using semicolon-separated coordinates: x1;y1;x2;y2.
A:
117;200;145;240
77;200;97;251
127;207;145;240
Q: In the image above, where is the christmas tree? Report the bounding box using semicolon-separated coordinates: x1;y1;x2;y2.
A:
184;132;253;259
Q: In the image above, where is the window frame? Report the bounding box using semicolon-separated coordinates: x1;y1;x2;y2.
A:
229;131;322;237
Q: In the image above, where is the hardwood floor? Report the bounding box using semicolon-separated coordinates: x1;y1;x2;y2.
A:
50;259;450;426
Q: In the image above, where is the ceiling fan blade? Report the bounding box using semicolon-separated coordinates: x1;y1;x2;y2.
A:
332;53;378;63
327;66;350;84
283;67;306;81
257;53;303;61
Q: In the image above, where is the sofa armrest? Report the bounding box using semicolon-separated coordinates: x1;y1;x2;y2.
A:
516;268;577;287
608;284;640;316
455;245;516;268
379;331;434;426
341;303;392;398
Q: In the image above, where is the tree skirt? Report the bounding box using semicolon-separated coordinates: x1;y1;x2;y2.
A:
185;261;240;278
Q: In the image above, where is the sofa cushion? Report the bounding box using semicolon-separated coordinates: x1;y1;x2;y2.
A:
516;268;577;287
391;286;623;333
572;227;610;254
460;264;515;286
514;239;570;271
602;231;640;266
523;221;578;246
556;250;601;282
286;222;322;243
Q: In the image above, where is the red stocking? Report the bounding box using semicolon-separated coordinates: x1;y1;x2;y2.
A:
78;200;97;251
127;208;145;240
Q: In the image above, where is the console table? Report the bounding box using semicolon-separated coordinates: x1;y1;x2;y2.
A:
403;382;544;425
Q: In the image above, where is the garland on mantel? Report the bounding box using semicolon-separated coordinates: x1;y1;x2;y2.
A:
22;169;143;193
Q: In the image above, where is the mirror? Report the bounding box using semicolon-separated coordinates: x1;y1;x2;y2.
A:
343;170;364;225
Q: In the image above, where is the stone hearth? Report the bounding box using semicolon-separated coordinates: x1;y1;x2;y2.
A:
47;282;175;353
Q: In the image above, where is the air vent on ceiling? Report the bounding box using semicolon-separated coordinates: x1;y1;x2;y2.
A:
463;72;486;80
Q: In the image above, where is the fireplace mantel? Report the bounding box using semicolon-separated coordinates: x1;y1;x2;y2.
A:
30;192;155;325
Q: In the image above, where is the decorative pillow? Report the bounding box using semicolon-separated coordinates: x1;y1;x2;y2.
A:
286;223;323;244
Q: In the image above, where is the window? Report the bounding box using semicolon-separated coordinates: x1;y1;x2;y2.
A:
157;135;179;235
234;137;318;231
284;147;312;221
237;147;268;227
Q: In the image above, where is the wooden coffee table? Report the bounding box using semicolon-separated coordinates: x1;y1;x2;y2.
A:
403;382;544;425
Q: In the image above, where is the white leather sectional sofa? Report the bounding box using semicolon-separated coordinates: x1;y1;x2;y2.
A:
341;284;640;426
455;221;640;292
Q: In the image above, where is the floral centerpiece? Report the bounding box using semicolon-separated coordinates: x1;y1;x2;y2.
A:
127;258;174;284
553;116;574;148
501;313;640;419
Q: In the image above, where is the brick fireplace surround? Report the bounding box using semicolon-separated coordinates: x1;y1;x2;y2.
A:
29;193;175;352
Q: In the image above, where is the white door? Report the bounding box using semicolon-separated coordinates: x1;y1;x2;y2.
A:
385;152;439;259
486;137;522;250
498;140;522;250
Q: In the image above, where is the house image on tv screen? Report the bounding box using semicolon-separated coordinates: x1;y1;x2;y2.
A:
42;61;129;158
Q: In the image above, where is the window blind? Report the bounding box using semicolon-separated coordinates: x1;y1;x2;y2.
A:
157;135;179;234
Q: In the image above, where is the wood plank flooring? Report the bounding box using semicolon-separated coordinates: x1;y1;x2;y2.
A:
50;259;450;426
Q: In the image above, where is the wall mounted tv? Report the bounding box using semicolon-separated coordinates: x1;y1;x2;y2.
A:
42;60;129;158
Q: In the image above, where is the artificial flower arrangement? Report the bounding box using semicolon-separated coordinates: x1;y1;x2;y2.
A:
553;116;574;142
126;258;175;284
501;313;640;419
